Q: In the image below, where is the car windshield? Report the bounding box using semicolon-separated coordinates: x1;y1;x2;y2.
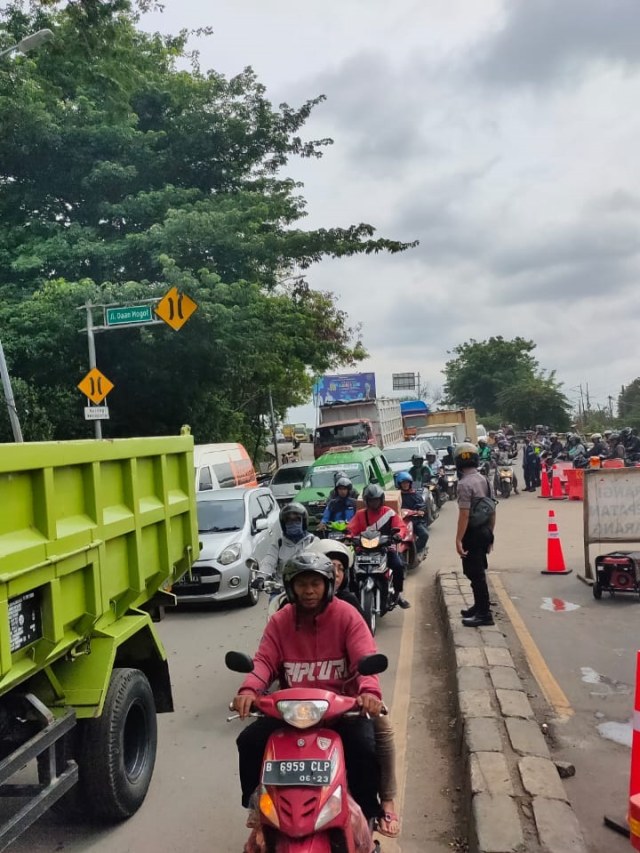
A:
303;463;365;489
197;499;245;533
423;435;451;450
384;447;419;464
271;466;308;485
316;423;369;444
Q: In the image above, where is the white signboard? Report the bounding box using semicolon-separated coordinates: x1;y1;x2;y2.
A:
583;468;640;578
84;406;109;420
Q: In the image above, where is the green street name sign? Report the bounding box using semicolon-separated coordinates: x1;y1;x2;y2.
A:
105;305;154;327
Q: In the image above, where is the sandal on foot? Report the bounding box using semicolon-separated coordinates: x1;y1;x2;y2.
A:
377;811;400;837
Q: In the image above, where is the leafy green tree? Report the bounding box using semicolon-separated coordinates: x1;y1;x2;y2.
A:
618;380;640;430
443;337;537;415
497;373;571;431
0;0;414;443
443;336;570;428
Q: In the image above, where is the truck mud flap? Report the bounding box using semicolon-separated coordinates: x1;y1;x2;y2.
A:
0;695;78;851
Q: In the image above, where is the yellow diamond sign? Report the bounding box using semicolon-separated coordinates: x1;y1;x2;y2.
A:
155;287;198;331
77;368;114;405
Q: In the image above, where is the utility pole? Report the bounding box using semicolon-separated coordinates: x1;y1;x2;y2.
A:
268;387;279;470
85;303;102;439
608;395;614;422
585;383;591;412
0;340;23;442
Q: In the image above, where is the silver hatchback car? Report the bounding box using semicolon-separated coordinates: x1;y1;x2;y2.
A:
173;486;281;606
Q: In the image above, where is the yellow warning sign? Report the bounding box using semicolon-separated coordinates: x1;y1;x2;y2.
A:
77;368;114;405
154;287;198;331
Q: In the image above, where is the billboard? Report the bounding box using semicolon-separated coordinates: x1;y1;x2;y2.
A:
313;373;376;405
392;372;418;391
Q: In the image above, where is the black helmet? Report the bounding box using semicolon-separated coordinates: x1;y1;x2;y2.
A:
363;483;385;506
453;442;479;469
411;454;424;465
334;476;352;490
610;432;620;442
282;552;335;604
333;470;348;484
621;427;633;441
279;502;308;530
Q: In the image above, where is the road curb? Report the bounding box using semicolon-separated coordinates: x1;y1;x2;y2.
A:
436;569;588;853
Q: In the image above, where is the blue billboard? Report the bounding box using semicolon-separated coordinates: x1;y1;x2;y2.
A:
313;373;376;405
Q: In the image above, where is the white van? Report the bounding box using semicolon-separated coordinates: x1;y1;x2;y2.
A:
194;443;258;492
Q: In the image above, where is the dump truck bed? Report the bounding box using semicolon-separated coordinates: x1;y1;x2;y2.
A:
0;436;198;697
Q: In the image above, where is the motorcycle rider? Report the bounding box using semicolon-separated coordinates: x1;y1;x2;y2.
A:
231;552;384;824
310;540;401;839
478;436;493;464
548;433;564;459
455;442;496;628
408;454;429;491
318;476;357;531
347;484;411;609
259;502;317;582
621;427;640;459
566;433;586;461
396;471;429;555
441;445;455;467
589;433;608;458
609;432;626;460
327;470;359;500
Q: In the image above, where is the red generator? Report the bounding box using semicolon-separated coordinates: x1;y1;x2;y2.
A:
593;552;640;600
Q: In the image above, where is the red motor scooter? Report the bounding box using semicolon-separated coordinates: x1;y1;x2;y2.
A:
398;509;423;570
226;651;387;853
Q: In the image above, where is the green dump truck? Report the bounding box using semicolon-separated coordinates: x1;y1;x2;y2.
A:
0;435;198;848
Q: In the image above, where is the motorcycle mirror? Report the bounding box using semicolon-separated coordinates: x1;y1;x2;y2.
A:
357;653;388;676
225;651;255;673
245;558;259;570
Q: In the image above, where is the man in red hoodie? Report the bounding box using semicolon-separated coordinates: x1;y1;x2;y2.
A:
347;483;411;609
231;552;384;821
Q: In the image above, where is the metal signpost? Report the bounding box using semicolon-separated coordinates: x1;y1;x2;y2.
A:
392;372;420;392
78;293;198;438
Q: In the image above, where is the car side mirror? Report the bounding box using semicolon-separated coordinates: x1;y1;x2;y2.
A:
253;518;268;533
294;483;302;490
225;651;254;673
357;653;388;676
369;476;379;484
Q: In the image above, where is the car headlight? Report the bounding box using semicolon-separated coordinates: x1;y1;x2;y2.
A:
218;543;242;565
315;785;342;830
276;700;329;729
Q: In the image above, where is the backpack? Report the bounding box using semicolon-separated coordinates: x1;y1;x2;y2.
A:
468;479;497;528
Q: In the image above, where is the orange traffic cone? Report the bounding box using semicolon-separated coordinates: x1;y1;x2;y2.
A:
549;465;567;501
538;467;551;498
541;509;571;575
630;653;640;849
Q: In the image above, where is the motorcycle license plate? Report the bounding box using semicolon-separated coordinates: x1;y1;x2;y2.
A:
262;759;332;786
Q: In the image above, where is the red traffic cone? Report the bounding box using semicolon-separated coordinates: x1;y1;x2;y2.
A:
538;466;551;498
541;509;571;575
549;465;567;501
630;653;640;849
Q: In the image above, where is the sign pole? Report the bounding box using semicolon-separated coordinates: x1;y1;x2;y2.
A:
268;387;280;470
85;303;102;439
0;338;23;442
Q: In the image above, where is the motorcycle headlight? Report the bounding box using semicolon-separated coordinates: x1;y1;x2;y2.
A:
361;537;380;548
276;700;329;729
218;543;242;565
315;785;343;830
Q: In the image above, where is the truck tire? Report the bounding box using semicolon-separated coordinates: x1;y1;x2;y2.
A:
81;667;157;821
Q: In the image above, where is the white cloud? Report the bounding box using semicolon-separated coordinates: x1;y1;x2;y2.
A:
144;0;640;417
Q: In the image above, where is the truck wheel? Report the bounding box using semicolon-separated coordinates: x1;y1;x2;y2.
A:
592;583;602;600
81;667;157;821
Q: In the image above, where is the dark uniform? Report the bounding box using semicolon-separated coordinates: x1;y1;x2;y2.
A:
457;468;495;619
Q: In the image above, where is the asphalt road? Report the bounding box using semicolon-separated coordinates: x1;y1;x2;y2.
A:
11;494;466;852
487;487;635;853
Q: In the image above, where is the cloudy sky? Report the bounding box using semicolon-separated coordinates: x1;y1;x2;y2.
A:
145;0;640;424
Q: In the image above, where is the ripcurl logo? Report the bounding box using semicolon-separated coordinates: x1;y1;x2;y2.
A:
284;659;347;684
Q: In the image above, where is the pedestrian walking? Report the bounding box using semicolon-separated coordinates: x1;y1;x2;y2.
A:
454;442;497;628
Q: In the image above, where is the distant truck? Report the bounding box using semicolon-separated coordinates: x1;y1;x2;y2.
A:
314;398;404;459
400;400;430;439
416;408;478;457
0;436;198;846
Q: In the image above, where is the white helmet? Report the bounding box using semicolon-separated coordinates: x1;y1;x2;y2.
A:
478;436;488;445
591;433;602;441
307;538;354;569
